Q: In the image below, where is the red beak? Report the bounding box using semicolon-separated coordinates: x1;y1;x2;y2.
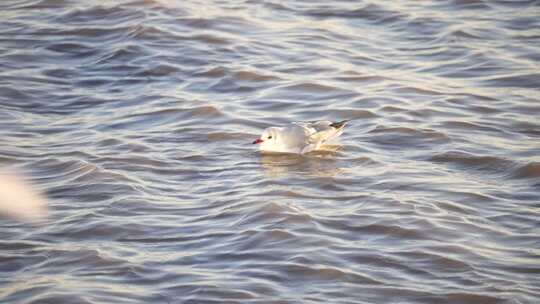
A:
252;139;263;144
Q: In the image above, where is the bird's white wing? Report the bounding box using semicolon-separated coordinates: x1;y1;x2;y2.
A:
293;121;330;131
292;120;348;154
308;121;333;132
307;121;344;145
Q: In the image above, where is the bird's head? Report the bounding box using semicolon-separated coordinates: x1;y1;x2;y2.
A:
252;127;279;150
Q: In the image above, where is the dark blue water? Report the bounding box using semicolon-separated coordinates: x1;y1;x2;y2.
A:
1;1;539;303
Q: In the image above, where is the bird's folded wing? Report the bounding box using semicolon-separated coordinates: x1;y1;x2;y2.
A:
294;121;332;132
308;127;340;144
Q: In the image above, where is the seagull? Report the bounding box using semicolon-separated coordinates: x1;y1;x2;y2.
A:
252;120;349;154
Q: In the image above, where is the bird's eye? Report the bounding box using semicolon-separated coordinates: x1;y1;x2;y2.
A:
268;136;272;139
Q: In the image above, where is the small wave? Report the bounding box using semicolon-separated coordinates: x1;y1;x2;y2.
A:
443;293;506;304
29;158;95;180
190;34;230;45
379;105;406;113
395;250;473;273
445;0;491;9
429;151;530;179
128;24;180;41
440;121;502;133
233;71;280;82
189;105;223;117
279;263;348;281
194;66;227;78
16;0;67;9
513;162;540;179
303;3;406;24
28;158;140;203
207;132;252;142
0;86;31;101
231;228;298;252
94;44;147;65
483;73;540;88
392;85;444;96
48;221;149;241
369;126;431;134
75;77;112;88
48;26;130;41
368;126;450;148
333;74;390;83
54;4;144;26
42;68;79;79
302;108;377;119
281;82;343;93
178;15;262;34
45;42;98;57
234;202;314;227
430;151;511;167
134;64;179;77
102;105;224;130
209;78;258;93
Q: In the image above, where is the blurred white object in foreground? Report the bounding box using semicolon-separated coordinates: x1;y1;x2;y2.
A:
0;169;48;221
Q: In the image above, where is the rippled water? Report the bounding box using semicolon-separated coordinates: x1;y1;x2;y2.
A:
1;0;539;303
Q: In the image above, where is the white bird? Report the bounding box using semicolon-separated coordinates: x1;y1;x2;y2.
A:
252;120;349;154
0;169;48;221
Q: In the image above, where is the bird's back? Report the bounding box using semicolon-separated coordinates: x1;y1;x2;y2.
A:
279;124;312;149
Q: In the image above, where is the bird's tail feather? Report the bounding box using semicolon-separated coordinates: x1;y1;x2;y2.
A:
330;120;350;129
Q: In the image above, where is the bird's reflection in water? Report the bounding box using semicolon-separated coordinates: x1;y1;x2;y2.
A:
259;145;344;178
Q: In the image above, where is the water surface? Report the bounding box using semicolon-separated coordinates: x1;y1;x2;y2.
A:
1;0;539;303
